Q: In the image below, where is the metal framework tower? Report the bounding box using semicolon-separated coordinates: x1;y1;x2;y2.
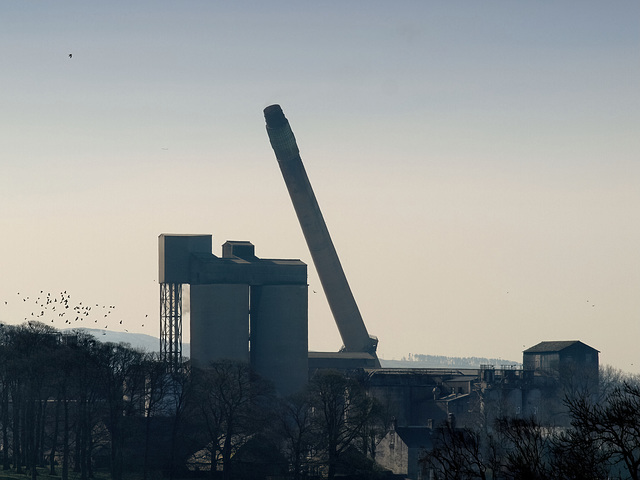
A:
160;282;182;372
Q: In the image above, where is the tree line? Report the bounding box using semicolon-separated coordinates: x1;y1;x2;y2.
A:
4;319;638;480
0;320;390;480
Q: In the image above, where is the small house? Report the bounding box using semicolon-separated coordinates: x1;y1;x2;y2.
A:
376;424;432;480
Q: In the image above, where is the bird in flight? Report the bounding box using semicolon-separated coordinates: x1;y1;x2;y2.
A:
68;53;72;58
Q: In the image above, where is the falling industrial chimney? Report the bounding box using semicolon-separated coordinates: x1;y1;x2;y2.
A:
264;104;379;363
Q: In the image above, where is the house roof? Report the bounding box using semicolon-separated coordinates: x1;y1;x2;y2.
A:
395;427;433;449
438;393;471;403
523;341;599;354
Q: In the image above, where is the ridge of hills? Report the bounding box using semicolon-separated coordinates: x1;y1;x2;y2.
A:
63;328;520;369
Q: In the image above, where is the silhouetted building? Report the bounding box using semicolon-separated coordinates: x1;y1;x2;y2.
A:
523;340;599;387
159;234;308;396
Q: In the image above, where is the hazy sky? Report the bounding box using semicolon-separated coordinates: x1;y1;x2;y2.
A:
2;2;639;371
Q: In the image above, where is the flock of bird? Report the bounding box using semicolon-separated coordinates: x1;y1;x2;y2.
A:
1;290;150;335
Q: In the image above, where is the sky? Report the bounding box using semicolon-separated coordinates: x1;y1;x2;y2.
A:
1;1;639;371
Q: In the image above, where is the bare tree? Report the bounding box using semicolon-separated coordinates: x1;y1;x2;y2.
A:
93;341;145;480
276;391;314;480
9;322;60;480
421;419;505;480
495;416;552;480
137;353;167;480
193;360;273;480
308;370;376;480
165;362;196;480
565;382;640;480
550;421;610;480
359;394;393;462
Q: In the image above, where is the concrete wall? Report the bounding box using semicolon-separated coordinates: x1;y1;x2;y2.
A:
376;428;431;480
376;432;409;477
159;234;212;284
250;284;308;396
190;284;249;366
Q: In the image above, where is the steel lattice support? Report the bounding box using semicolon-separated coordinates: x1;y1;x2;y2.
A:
160;282;182;372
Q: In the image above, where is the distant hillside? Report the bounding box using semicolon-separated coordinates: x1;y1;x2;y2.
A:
62;328;192;358
63;329;517;369
380;355;521;369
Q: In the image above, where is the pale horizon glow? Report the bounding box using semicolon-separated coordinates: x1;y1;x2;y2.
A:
1;2;638;371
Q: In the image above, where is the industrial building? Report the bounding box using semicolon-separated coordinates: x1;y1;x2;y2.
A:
373;343;599;479
156;105;600;478
159;234;308;397
524;340;599;384
158;104;381;393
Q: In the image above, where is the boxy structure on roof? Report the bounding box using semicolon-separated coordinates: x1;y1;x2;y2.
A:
523;340;599;392
523;341;599;375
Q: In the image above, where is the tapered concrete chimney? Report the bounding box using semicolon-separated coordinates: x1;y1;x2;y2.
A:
264;105;378;360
